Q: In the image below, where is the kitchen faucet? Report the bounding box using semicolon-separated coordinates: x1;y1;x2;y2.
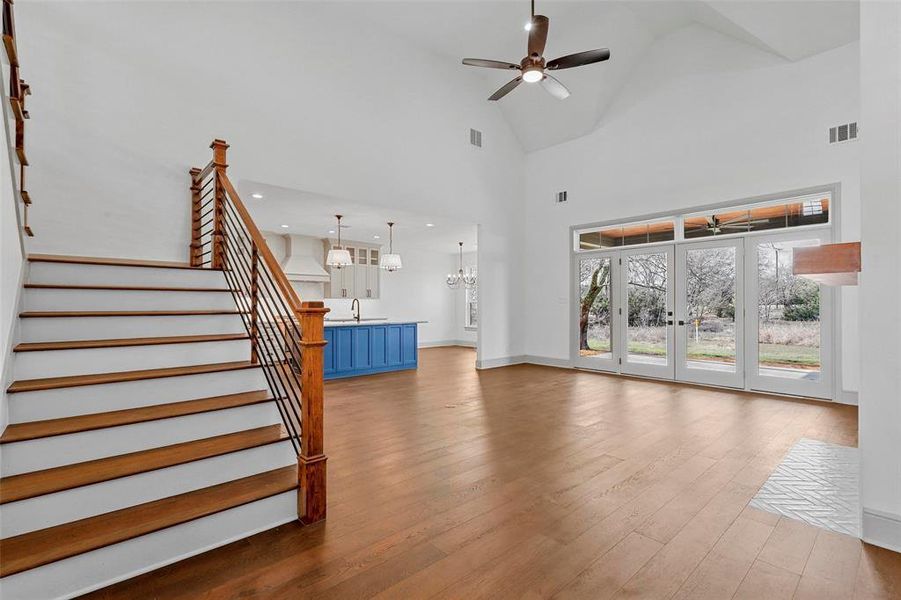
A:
351;298;361;323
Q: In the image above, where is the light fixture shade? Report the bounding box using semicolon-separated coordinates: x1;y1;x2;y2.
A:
326;247;353;268
380;253;403;271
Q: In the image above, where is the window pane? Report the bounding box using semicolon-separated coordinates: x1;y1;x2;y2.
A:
685;246;737;372
684;197;830;239
627;252;668;365
579;257;612;357
757;240;821;380
578;221;674;250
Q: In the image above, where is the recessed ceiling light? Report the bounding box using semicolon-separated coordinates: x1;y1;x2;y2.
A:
251;193;263;199
328;229;335;234
280;224;289;228
426;223;435;227
373;235;381;239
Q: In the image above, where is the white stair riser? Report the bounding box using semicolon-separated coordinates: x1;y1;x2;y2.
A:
0;491;297;600
1;441;296;537
28;262;229;288
19;314;247;342
13;339;252;380
8;369;269;422
23;288;237;312
2;403;283;475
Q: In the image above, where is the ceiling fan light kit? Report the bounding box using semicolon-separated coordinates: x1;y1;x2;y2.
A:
461;1;610;102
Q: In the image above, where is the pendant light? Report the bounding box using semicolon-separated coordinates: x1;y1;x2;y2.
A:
379;222;403;272
446;242;477;289
325;214;353;269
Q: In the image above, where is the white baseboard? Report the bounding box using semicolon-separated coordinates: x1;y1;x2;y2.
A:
838;390;859;406
862;507;901;553
522;355;572;369
419;340;476;349
476;355;525;370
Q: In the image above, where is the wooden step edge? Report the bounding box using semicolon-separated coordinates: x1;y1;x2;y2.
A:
24;283;236;292
18;310;248;319
14;333;250;352
0;423;290;505
6;361;258;394
27;253;220;271
0;390;274;444
0;465;298;577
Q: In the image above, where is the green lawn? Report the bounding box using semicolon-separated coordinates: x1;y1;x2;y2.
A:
587;338;819;368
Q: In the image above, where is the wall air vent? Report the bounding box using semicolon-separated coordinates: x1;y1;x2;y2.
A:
555;191;568;204
469;128;482;148
829;122;858;144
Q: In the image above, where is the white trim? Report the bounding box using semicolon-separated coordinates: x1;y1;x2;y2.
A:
476;355;525;369
419;340;476;349
862;508;901;553
522;355;572;369
838;390;858;406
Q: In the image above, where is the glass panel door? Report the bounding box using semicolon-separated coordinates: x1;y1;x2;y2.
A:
746;232;833;399
675;239;744;388
574;253;617;371
620;245;675;379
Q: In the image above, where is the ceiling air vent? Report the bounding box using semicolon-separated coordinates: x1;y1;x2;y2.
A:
829;122;858;144
555;191;568;204
469;128;482;148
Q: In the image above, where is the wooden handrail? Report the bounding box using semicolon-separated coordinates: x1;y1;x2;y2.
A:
189;139;328;524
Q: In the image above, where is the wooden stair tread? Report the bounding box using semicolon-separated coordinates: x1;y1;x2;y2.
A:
14;333;249;352
27;254;217;270
0;424;288;504
0;390;273;444
7;361;258;393
20;309;246;318
24;283;235;292
0;465;297;577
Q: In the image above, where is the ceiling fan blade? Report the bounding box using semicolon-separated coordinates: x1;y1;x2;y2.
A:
488;76;523;101
540;74;570;100
528;15;549;58
546;48;610;71
462;58;520;70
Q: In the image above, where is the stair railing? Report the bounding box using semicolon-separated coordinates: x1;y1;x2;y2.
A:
190;139;328;524
2;0;34;237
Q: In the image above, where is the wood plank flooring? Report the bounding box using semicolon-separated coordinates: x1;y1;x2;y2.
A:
86;347;900;599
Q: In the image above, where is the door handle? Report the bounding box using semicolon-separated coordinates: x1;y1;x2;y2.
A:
667;320;673;325
678;320;685;326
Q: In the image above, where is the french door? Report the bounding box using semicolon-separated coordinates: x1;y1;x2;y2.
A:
675;239;744;388
574;232;833;399
745;231;833;399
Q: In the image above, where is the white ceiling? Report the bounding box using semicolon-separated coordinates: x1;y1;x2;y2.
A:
238;180;478;253
348;0;859;151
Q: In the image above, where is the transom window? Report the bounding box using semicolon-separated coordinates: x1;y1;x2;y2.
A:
574;192;831;252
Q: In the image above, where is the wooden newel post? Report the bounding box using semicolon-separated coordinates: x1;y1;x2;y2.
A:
210;139;229;269
297;300;330;524
189;167;202;266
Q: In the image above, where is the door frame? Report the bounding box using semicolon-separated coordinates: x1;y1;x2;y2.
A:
572;249;621;372
674;237;745;389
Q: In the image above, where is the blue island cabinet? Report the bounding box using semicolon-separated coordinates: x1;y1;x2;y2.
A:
323;323;418;380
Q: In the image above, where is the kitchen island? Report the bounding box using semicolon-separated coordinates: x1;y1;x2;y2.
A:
323;320;423;380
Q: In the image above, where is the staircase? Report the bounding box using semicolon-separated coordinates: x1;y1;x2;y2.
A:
0;254;303;598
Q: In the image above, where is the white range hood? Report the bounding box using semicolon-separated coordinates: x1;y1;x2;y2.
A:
281;234;330;283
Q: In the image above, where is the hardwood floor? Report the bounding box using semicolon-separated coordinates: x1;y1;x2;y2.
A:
87;347;900;599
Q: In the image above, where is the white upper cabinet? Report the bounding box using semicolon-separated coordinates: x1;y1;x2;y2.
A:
323;239;382;299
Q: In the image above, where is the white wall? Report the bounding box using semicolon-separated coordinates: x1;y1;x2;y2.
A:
263;232;463;347
522;25;861;393
16;2;526;364
859;0;901;552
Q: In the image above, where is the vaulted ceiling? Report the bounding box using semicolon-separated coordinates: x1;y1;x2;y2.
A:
351;1;859;151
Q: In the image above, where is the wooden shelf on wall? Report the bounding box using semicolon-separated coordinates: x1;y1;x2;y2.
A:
793;242;860;286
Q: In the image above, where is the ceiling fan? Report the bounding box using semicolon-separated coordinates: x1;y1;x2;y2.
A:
461;0;611;101
697;214;772;234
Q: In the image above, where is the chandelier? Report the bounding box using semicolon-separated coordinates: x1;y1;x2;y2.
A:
446;242;476;289
379;222;403;272
325;214;353;269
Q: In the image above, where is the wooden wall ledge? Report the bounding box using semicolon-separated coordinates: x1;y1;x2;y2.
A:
793;242;861;286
